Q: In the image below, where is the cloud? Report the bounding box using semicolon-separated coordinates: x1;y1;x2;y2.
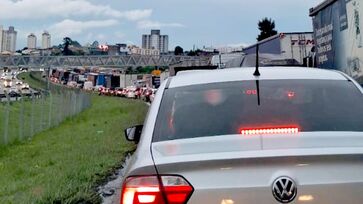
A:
114;32;125;39
96;34;107;41
226;43;251;48
0;0;151;20
121;9;153;21
49;19;119;38
137;20;185;29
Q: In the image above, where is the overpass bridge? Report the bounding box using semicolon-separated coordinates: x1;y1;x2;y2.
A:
0;55;211;69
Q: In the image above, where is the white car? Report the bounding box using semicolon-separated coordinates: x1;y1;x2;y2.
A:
125;86;137;99
121;67;363;204
4;79;12;88
149;88;157;103
21;83;30;90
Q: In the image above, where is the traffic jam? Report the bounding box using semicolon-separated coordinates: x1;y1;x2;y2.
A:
0;67;32;101
98;86;157;103
48;68;160;103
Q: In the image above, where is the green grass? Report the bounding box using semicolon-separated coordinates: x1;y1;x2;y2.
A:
0;73;148;203
18;71;46;90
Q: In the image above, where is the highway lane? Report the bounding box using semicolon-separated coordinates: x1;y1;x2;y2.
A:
0;68;37;102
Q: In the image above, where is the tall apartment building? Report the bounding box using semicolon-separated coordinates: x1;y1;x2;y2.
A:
27;33;37;49
1;26;17;52
142;30;169;54
42;31;51;49
0;26;3;52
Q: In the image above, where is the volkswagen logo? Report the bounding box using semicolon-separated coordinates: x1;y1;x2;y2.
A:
272;176;297;203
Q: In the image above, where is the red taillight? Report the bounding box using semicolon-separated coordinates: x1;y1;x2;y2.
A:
121;175;193;204
240;127;299;135
287;91;295;99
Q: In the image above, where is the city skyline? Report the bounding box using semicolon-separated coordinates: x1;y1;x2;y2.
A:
0;0;322;50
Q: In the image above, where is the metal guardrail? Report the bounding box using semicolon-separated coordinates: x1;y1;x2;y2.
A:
0;55;211;68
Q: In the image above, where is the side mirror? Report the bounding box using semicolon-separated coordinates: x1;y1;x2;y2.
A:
124;125;143;144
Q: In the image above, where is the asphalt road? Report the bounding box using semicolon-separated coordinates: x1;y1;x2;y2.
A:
0;68;35;102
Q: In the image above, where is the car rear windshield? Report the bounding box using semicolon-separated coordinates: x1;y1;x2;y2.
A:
153;79;363;142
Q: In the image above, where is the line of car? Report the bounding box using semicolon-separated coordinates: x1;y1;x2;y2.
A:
49;75;158;102
98;86;157;102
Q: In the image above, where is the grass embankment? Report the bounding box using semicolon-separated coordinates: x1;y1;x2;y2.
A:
0;72;148;203
18;71;46;89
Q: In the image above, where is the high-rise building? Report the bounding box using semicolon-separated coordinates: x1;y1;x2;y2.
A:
0;25;3;52
142;30;169;54
1;29;7;52
27;33;37;49
1;26;17;52
42;31;51;49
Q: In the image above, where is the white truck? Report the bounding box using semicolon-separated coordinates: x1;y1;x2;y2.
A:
310;0;363;84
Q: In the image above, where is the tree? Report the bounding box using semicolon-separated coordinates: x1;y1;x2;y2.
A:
187;50;196;56
174;46;184;55
91;41;99;48
257;18;278;41
71;40;82;48
62;37;73;56
126;67;133;74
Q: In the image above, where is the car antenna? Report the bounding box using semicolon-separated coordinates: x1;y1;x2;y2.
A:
254;43;261;105
254;43;260;76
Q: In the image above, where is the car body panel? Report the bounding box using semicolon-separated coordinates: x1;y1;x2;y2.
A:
169;67;347;88
151;132;363;164
151;133;363;204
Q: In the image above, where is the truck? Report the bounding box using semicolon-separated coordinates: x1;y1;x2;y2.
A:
310;0;363;84
243;32;315;65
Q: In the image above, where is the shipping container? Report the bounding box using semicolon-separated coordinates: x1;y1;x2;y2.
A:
97;74;106;86
111;75;120;88
83;81;94;90
119;74;139;88
78;75;87;82
63;71;70;82
86;73;98;86
105;75;112;88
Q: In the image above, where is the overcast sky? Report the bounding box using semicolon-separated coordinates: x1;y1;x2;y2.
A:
0;0;322;50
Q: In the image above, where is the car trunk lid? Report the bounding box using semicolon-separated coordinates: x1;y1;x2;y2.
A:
152;132;363;204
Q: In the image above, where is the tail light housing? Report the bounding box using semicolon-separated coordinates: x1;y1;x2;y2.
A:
121;175;193;204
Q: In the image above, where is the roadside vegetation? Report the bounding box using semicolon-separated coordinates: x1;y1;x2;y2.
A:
0;72;148;203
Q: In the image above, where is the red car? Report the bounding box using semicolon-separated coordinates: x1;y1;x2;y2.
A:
141;88;153;102
134;88;142;99
115;88;124;97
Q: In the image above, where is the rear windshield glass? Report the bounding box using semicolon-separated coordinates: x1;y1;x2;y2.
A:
153;80;363;142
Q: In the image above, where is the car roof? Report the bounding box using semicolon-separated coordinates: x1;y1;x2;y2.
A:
169;67;347;88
